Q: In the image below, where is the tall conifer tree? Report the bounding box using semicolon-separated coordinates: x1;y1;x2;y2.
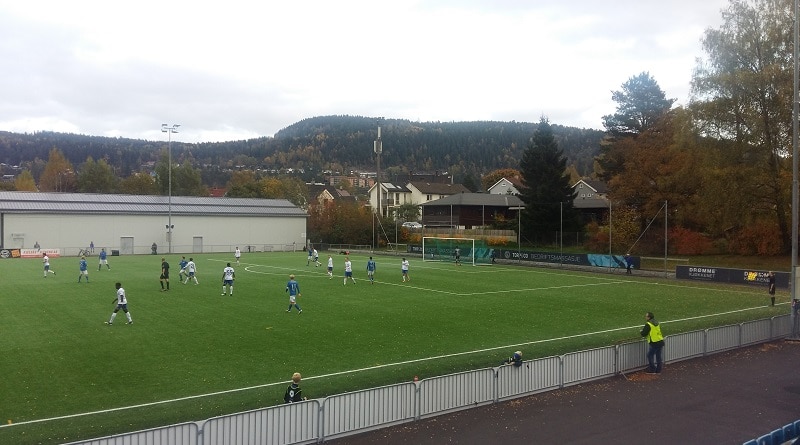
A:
518;117;579;243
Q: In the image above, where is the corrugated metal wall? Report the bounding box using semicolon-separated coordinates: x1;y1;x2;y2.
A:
418;368;495;418
64;422;199;445
617;340;647;373
496;355;561;401
562;346;616;386
741;319;772;346
202;402;319;445
707;324;741;353
321;383;415;441
63;316;789;445
665;330;706;363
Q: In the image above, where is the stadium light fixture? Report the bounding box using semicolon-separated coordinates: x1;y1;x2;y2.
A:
161;124;180;254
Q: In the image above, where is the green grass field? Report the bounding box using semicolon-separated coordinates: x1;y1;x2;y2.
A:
0;251;787;444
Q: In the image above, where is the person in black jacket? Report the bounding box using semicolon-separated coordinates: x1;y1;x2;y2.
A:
284;372;307;403
768;271;776;306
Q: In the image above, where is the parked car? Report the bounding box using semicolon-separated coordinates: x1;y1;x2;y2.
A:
402;222;423;229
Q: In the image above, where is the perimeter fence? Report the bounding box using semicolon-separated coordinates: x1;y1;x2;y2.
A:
59;315;792;445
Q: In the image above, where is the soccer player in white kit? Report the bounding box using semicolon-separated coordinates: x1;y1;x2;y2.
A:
343;257;356;285
43;253;56;277
183;258;199;285
221;262;235;296
106;282;132;325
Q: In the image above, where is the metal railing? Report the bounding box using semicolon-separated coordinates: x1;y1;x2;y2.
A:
63;315;792;445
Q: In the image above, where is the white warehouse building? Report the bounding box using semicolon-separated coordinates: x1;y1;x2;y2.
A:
0;191;308;255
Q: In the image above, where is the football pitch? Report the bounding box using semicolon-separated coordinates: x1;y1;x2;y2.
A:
0;251;785;444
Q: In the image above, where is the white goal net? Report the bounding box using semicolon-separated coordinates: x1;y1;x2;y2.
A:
421;237;494;266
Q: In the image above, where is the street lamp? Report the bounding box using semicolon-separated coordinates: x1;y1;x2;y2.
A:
161;123;180;254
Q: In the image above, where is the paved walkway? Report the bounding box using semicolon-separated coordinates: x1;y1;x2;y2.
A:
330;340;800;445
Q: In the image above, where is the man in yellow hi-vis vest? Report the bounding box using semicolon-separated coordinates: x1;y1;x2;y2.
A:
640;312;665;374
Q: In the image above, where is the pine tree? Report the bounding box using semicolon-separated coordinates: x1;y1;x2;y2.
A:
518;117;579;244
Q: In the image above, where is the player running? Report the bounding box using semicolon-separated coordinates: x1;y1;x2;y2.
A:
43;253;56;278
183;258;198;285
312;248;321;266
178;256;188;281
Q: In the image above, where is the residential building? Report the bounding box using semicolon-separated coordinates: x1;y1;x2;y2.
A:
572;179;610;223
368;181;470;219
487;176;524;195
421;193;523;229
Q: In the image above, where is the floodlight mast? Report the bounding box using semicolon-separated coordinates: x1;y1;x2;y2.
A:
161;124;180;254
791;0;798;338
374;118;384;248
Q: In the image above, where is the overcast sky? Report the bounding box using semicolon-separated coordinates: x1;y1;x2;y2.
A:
0;0;731;144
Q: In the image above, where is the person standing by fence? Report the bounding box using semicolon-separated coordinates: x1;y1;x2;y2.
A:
640;312;665;374
768;271;776;306
283;372;307;403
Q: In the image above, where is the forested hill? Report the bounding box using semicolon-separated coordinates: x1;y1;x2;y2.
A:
0;115;605;179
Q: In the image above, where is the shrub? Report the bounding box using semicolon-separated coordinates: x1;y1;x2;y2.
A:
584;221;609;252
728;222;783;255
669;227;713;255
486;237;510;247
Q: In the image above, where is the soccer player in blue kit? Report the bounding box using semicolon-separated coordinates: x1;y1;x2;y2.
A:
78;256;89;282
366;256;376;284
286;274;302;313
98;248;111;270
